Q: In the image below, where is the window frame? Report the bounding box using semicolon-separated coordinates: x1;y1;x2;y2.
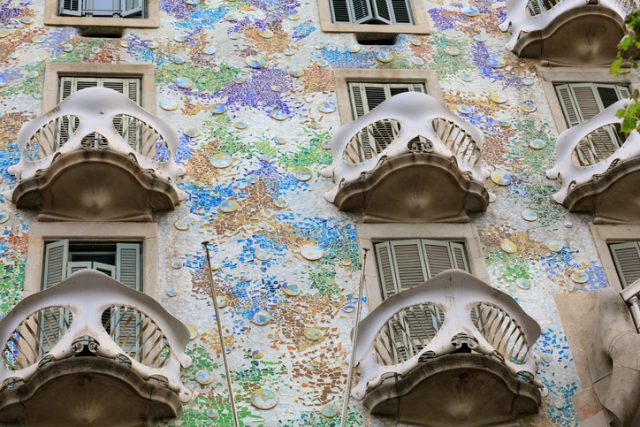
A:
538;66;640;134
42;63;155;114
591;225;640;294
358;223;490;310
24;222;159;301
317;0;430;34
44;0;158;29
335;68;442;125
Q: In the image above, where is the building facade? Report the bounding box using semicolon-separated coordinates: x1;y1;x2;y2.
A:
0;0;637;424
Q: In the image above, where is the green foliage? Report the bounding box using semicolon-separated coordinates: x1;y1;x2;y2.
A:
611;9;640;134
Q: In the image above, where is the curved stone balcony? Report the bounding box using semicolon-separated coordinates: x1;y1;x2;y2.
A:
499;0;632;65
7;87;186;222
0;270;192;426
546;99;640;223
321;92;489;223
352;270;541;426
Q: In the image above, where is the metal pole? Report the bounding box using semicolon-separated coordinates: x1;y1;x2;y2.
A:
202;241;239;427
340;248;369;427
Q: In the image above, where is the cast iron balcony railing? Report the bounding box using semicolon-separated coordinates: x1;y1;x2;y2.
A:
500;0;634;64
0;270;192;425
351;270;542;426
322;92;489;223
546;99;640;223
6;87;186;221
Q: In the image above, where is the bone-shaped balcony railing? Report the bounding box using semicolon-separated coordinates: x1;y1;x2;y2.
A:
7;87;185;185
321;92;489;204
0;270;192;403
351;270;541;400
499;0;631;51
546;99;640;204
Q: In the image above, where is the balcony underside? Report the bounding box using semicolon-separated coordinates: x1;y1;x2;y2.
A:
333;153;488;223
364;354;540;427
513;6;624;65
563;157;640;224
0;357;181;427
12;150;181;222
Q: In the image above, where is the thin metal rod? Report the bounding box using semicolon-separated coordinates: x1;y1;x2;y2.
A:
202;242;239;427
340;248;369;427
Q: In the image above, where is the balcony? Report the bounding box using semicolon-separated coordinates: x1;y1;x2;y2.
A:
321;92;489;223
499;0;633;65
7;87;186;222
546;99;640;223
0;270;192;426
351;270;541;426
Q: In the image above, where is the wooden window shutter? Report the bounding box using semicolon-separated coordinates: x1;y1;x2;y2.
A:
66;261;93;277
116;243;141;356
555;84;582;127
351;0;373;23
41;240;70;355
389;240;428;291
59;0;82;16
43;240;69;290
450;242;470;272
611;242;640;288
421;239;456;279
330;0;352;21
390;0;412;23
372;0;392;23
375;242;400;299
121;0;143;16
616;85;631;99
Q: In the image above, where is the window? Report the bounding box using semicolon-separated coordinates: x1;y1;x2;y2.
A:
555;83;630;165
349;82;425;119
43;240;142;291
343;78;429;159
317;0;429;35
374;239;468;298
330;0;412;24
44;0;159;32
41;240;142;355
610;241;640;289
59;0;144;17
57;76;142;148
373;239;470;361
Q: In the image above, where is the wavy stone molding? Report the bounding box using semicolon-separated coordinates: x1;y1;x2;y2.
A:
546;99;640;224
352;270;542;426
321;92;489;223
7;87;186;222
0;270;192;425
499;0;629;65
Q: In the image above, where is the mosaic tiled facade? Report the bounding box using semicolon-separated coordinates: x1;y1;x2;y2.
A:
0;0;626;424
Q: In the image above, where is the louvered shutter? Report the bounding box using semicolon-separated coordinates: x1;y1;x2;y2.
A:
555;84;582;127
450;242;470;271
41;241;69;355
616;85;631;99
351;0;373;23
103;79;128;146
390;0;411;23
611;242;640;289
389;240;428;290
60;0;82;15
364;85;395;153
422;239;456;278
67;261;92;277
121;0;143;16
349;83;375;160
375;242;399;299
116;244;141;356
57;78;77;148
330;0;352;21
43;241;69;290
372;0;392;23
